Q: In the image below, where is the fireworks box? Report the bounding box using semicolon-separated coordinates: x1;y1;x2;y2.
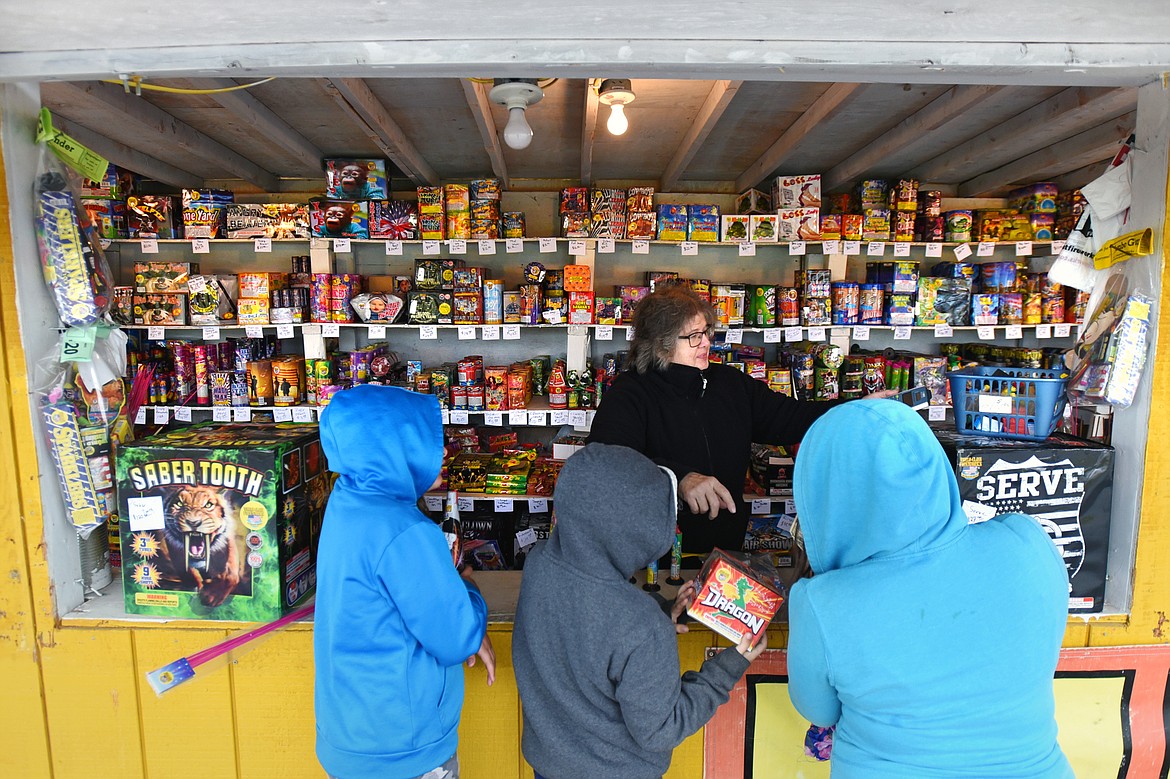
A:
687;548;786;644
116;423;331;621
933;427;1114;613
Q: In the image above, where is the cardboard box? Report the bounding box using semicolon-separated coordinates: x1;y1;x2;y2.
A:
325;158;389;200
551;434;587;460
132;293;187;325
777;207;821;241
934;428;1114;613
134;262;199;294
224;204;310;239
116;423;330;620
773;174;822;209
687;548;786;643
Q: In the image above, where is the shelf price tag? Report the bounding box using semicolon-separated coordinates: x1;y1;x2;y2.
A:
187;275;208;295
821;240;841;255
976;241;996;257
806;327;826;342
625;326;635;341
598;238;615;254
751;499;770;515
934;324;953;338
1035;324;1052;339
234;408;252;422
202;325;221;340
550;410;569;425
191;238;210;254
273;408;293;422
928;406;947;422
494;498;514;513
1005;325;1024;339
529;498;549;512
724;328;743;344
506;238;523;253
595;325;613;340
368;325;387;339
478;239;496;255
509;410;528;425
788;241;806;256
245;325;264;338
736;241;755;257
763;328;782;343
893;326;911;340
843;240;861;256
632;240;650;255
147;326;166;340
153;407;170;424
1051;240;1066;255
527;411;547;426
457;497;475;513
894;242;911;257
419;325;438;340
424;495;443;512
254;237;272;253
568;410;587;426
925;242;943;258
680;241;698;256
867;241;886;256
484;411;504;426
134;407;148;425
322;323;341;337
784;326;803;342
448;239;466;254
450;410;469;424
174;406;193;422
385;240;403;255
212;408;231;422
422;240;440;255
953;243;973;260
852;325;870;341
568;240;586;256
441;410;450;425
502;325;521;340
140;238;159;254
458;325;476;340
333;238;352;253
977;326;996;340
539;237;557;253
1055;324;1072;338
1015;241;1033;256
481;325;500;341
783;500;797;517
292;407;314;423
276;323;295;339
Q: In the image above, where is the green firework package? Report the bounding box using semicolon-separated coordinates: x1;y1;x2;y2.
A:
116;423;331;620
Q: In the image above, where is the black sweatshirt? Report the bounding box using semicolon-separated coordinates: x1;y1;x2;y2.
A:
588;362;836;552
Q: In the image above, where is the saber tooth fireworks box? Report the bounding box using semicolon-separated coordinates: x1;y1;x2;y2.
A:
933;427;1114;614
687;548;786;644
115;423;331;621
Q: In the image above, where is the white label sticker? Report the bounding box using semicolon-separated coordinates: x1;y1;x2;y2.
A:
867;241;886;256
1035;324;1052;339
509;410;528;425
191;238;210;254
385;240;403;255
625;327;635;341
529;498;549;513
422;240;441;255
550;410;569;425
458;497;475;513
539;237;557;253
254;237;272;253
1055;324;1072;338
751;499;770;515
140;238;159;254
934;324;953;338
788;240;806;256
1005;325;1024;339
173;406;192;422
127;495;166;531
419;325;438;340
1015;241;1033;256
680;241;698;256
725;328;743;344
783;501;797;519
763;328;783;343
843;240;861;256
977;326;996;340
273;407;293;422
478;239;496;255
424;495;443;512
807;327;826;342
595;325;613;341
852;325;870;341
505;238;523;253
925;242;943;258
632;240;650;255
784;326;803;342
568;410;587;426
568;239;586;256
962;499;998;525
494;498;514;512
448;239;466;254
821;240;840;255
245;325;264;338
738;242;756;257
977;241;996;257
598;238;615;254
202;326;221;340
292;407;314;423
481;325;500;341
187;275;208;295
928;406;947;422
276;323;295;339
1051;240;1066;255
450;411;469;425
527;411;548;426
441;410;450;425
334;238;351;253
978;394;1013;414
458;325;476;340
153;407;170;424
893;326;912;340
134;407;147;425
322;323;341;337
212;408;231;422
484;411;504;426
234;408;252;422
893;242;911;257
147;326;165;340
515;528;538;547
503;325;521;340
369;325;387;339
953;243;973;260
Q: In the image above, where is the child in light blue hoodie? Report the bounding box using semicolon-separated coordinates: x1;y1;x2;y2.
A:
787;399;1073;778
314;385;494;779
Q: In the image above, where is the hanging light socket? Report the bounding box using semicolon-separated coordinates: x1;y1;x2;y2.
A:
597;78;636;136
489;79;544;150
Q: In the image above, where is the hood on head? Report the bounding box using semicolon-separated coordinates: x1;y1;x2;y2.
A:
319;385;442;502
793;399;966;574
548;443;677;579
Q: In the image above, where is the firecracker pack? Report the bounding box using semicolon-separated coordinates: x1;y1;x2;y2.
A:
687;548;786;644
116;423;331;620
224;203;310;239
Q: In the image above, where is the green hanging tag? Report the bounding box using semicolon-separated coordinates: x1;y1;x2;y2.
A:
36;107;109;182
60;326;97;363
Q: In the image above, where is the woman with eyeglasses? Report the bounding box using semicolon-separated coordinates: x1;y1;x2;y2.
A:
589;284;855;554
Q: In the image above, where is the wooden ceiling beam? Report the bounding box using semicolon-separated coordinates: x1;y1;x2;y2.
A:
823;84;1003;193
660;80;742;192
324;77;438;186
461;79;510;189
735;83;861;194
54;116;202;188
959;111;1136;196
581;79;600;187
46;82;279;191
910;87;1136;183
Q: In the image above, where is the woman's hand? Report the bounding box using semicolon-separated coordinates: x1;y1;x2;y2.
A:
671;580;697;634
467;634;496;686
679;473;736;518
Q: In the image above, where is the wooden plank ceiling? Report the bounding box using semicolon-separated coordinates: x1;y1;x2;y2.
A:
38;76;1138;198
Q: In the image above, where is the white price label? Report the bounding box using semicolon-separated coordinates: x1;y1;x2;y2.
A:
978;394;1013;414
515;528;538;548
568;240;586;256
127;495;166;532
244;325;264;338
807;327;826;342
632;240;650;255
441;410;450;425
725;328;743;344
503;325;521;340
738;241;756;256
893;326;911;340
212;408;231;422
567;324;586;337
478;239;496;255
191;238;210;254
174;406;193;422
450;411;470;425
457;497;474;513
598;238;615;254
140;238;159;254
368;325;387;339
925;242;943;258
276;324;295;339
134;407;147;424
953;243;973;260
977;326;996;340
1005;325;1024;339
568;410;587;426
1055;324;1072;338
539;237;557;253
385;240;403;255
481;325;500;341
458;325;476;340
322;323;341;337
484;411;504;426
273;407;293;422
852;325;871;341
494;498;514;512
254;237;272;253
934;324;953;338
550;410;569;425
147;326;165;340
751;499;770;515
505;238;523;253
1015;241;1033;256
867;241;887;256
333;238;351;253
625;327;635;341
977;241;996;257
448;239;466;254
311;237;328;250
595;325;613;340
527;411;548;426
509;410;528;425
187;275;208;294
788;241;806;256
202;325;221;340
529;498;549;513
843;240;861;256
153;407;170;424
292;407;314;423
424;495;443;512
234;408;252;422
763;328;783;343
1051;240;1066;255
680;241;698;256
962;499;998;525
1036;324;1052;339
894;242;911;257
422;240;441;255
784;326;803;342
419;325;438;340
928;406;947;422
821;240;841;255
783;500;797;518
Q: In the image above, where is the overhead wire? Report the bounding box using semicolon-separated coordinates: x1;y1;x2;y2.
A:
101;75;276;95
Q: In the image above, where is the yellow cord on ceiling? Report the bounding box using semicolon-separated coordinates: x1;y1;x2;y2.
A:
100;75;276;95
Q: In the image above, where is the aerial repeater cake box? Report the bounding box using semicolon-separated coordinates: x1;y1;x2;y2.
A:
115;423;331;620
687;548;786;644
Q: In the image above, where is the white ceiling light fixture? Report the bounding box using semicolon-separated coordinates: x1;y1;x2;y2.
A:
489;78;544;150
597;78;636;136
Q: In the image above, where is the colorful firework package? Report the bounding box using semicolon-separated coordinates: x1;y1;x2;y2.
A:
686;548;786;644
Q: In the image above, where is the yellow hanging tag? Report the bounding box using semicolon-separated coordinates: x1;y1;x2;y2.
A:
36;107;110;182
1093;228;1154;270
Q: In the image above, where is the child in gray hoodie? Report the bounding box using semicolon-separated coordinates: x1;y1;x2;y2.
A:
512;443;765;779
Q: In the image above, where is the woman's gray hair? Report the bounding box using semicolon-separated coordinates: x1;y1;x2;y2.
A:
628;285;717;373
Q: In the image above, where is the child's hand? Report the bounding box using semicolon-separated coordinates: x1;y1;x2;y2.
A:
671;580;697;634
735;630;768;662
466;634;496;686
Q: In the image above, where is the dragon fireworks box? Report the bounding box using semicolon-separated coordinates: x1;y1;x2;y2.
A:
116;423;331;621
687;548;786;644
933;427;1114;613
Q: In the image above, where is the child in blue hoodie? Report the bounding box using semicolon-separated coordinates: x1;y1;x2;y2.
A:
787;399;1073;778
314;385;495;779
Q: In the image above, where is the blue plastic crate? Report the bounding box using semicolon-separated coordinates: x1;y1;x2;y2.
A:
947;366;1068;441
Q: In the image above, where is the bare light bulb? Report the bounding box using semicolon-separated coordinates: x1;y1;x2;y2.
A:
503;106;533;150
606;103;629;136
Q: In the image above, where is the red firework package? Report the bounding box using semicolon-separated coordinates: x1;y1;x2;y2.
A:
686;548;786;644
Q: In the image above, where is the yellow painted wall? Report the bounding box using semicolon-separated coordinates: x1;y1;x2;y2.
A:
1;124;1168;779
